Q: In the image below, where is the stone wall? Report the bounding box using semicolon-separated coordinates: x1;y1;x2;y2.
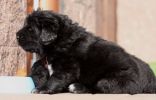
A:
0;0;27;75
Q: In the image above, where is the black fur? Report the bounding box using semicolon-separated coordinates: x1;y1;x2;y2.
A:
16;10;156;94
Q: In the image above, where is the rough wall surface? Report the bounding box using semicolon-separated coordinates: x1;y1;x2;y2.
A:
59;0;96;34
117;0;156;62
0;0;27;75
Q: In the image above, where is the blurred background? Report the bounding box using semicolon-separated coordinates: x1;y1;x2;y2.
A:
0;0;156;76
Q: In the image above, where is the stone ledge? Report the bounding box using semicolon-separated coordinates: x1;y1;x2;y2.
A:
0;94;156;100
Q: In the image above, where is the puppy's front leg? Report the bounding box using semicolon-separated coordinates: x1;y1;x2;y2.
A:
36;59;80;94
37;72;77;94
30;59;50;89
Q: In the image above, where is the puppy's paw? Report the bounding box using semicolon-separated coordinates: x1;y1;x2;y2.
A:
31;88;54;94
31;88;40;94
38;90;54;94
68;83;89;93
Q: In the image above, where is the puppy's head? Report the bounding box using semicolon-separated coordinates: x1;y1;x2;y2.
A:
16;10;59;55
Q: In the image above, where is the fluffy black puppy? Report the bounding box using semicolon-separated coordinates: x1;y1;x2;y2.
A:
16;10;156;94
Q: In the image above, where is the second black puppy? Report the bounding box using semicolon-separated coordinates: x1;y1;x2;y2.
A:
16;10;156;94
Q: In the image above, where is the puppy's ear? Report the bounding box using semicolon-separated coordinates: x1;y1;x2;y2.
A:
40;26;57;45
37;11;59;45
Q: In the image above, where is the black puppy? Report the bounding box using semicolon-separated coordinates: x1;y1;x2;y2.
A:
16;10;156;94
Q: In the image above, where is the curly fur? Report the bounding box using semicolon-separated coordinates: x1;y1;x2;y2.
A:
16;10;156;94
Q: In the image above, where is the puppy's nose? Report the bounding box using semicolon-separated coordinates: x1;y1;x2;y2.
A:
16;31;21;40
